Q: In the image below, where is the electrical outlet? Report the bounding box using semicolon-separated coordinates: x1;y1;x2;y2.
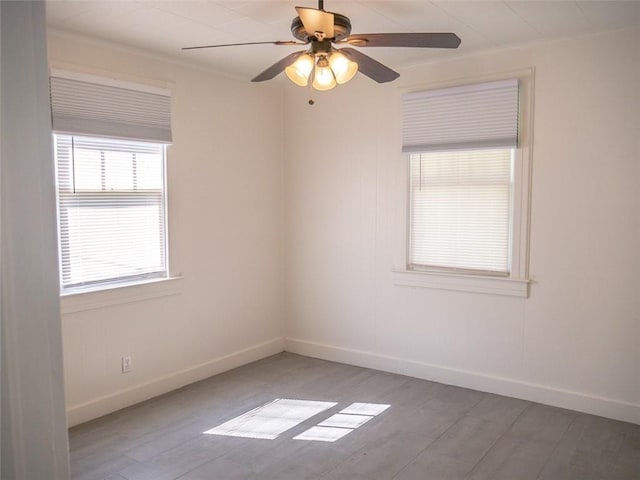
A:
122;355;132;373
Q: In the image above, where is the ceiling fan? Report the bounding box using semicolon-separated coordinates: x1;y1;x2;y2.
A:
183;0;461;91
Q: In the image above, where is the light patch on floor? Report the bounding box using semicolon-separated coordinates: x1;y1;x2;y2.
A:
293;426;353;442
340;402;391;416
295;402;391;442
318;413;373;429
203;398;337;440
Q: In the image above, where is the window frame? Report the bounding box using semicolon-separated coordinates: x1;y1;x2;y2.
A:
54;133;170;293
393;69;534;297
48;67;182;306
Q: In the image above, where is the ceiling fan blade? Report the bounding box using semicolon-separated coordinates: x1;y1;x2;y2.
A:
344;33;461;48
182;41;303;50
295;6;334;38
251;51;303;82
340;48;399;83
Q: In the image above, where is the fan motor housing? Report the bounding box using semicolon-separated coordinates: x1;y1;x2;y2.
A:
291;13;352;42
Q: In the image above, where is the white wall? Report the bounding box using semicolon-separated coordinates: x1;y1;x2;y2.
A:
284;27;640;424
47;32;286;426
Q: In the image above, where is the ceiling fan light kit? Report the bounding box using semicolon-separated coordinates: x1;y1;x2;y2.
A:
183;1;461;92
286;49;358;90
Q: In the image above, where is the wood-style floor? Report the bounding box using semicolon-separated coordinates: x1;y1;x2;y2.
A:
69;353;639;480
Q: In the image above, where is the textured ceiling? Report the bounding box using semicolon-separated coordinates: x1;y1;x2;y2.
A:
47;1;640;80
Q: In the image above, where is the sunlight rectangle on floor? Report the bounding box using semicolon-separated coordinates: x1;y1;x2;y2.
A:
203;398;336;440
293;426;353;442
340;402;390;416
318;413;373;429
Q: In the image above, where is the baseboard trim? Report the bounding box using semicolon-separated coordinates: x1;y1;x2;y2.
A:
284;337;639;425
66;337;285;427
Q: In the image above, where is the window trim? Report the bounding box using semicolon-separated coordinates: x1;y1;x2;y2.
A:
392;269;528;297
393;68;534;297
48;65;182;306
61;275;183;314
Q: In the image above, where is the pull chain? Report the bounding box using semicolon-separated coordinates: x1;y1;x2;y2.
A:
308;71;315;105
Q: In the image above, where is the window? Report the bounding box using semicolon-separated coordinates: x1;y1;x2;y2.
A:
54;135;167;289
396;75;531;296
50;71;172;292
409;148;513;276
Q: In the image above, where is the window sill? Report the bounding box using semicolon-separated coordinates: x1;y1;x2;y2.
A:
392;269;528;298
60;276;184;314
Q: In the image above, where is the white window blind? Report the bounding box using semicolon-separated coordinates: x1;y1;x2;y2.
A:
409;149;513;274
404;79;519;275
50;73;172;143
55;135;167;288
402;79;518;153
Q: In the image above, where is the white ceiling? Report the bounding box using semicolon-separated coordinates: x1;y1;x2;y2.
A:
47;1;640;81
